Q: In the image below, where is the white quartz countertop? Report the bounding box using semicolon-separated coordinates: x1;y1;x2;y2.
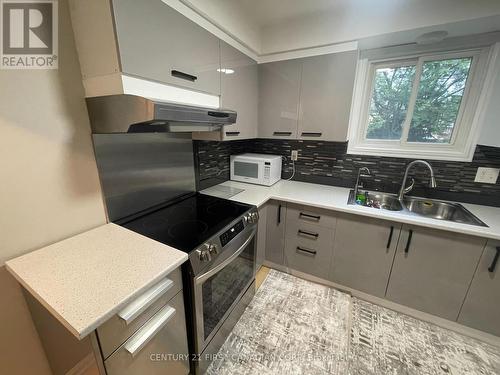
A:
5;223;188;340
203;180;500;241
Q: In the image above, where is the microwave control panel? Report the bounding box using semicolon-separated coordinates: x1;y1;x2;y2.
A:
263;162;270;182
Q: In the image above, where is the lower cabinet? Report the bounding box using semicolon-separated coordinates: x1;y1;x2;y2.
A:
283;203;336;278
104;291;189;375
265;200;287;265
98;267;189;375
458;240;500;336
255;204;268;271
284;219;334;279
385;225;486;321
331;215;401;298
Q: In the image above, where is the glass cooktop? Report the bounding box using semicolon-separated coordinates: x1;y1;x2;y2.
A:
121;193;252;252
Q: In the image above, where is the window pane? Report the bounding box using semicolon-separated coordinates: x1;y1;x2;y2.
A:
366;65;416;140
408;57;472;143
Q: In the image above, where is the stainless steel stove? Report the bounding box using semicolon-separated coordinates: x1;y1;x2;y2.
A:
92;132;258;374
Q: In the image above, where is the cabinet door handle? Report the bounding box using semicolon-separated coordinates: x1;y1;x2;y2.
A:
301;132;322;137
118;277;174;325
404;230;413;254
225;131;240;136
298;229;319;239
277;204;282;225
299;212;321;222
171;70;197;82
386;226;394;249
124;304;176;357
208;111;230;118
273;131;292;136
296;246;317;256
488;247;500;273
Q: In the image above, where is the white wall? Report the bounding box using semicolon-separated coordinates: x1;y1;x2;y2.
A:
0;0;106;373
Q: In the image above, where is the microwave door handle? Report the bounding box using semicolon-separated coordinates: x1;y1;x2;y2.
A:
195;227;256;285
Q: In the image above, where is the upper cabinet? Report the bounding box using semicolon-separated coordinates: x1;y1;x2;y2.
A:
258;51;358;141
112;0;221;95
298;52;357;141
258;59;302;139
220;42;258;140
69;0;221;97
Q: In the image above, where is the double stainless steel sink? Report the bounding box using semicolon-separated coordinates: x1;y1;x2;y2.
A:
348;190;488;227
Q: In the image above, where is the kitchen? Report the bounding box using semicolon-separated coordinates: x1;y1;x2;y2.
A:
1;0;500;374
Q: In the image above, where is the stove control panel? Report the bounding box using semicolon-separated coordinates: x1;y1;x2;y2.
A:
220;220;244;247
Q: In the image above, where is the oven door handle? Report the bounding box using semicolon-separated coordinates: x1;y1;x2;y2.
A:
195;227;257;285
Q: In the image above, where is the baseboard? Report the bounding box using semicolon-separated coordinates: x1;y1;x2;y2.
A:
262;261;500;348
65;353;97;375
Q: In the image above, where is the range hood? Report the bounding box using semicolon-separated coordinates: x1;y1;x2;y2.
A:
86;94;237;133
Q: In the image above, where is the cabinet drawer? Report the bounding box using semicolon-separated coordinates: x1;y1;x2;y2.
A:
284;221;334;279
104;291;189;375
286;203;337;229
98;267;183;359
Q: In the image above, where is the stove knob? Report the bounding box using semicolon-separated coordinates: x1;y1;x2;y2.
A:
207;243;219;255
244;212;259;224
199;248;212;262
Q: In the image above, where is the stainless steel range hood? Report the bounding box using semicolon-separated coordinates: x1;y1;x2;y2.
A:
85;94;237;133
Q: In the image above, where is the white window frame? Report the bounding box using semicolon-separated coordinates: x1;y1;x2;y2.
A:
347;44;499;161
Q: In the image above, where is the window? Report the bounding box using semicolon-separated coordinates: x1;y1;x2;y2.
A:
348;45;497;161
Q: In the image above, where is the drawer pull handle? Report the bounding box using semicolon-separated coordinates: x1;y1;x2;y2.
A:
171;70;197;82
404;230;413;254
124;304;176;357
488;247;500;273
277;204;282;224
296;246;317;256
273;131;292;136
386;226;394;249
298;229;319;239
301;132;322;137
299;212;321;222
225;131;240;136
118;278;174;325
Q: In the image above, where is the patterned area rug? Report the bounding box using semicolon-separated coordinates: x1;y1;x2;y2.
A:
206;270;352;375
349;298;500;375
206;270;500;375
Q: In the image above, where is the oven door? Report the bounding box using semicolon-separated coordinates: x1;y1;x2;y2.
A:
193;224;256;353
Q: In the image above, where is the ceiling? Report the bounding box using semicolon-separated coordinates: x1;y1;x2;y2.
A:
226;0;342;28
173;0;500;62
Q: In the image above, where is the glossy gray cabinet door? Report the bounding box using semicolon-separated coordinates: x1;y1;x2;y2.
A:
331;215;401;298
258;60;301;138
220;42;258;140
265;201;287;265
386;225;486;320
458;240;500;336
298;51;357;141
284;220;334;279
256;204;268;271
112;0;220;95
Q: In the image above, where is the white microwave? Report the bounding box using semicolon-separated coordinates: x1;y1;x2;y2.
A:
230;153;282;186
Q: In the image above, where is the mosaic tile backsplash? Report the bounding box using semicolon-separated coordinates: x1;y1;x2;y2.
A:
193;139;500;207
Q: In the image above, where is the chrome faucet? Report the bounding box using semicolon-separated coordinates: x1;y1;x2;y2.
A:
398;160;437;201
354;167;371;200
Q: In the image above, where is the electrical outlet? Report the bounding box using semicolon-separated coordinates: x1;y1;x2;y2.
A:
474;167;499;184
291;150;298;161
